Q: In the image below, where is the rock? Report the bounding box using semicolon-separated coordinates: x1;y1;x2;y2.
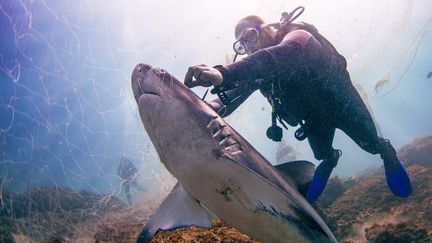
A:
365;222;430;243
398;136;432;166
150;218;259;243
4;135;432;242
318;135;432;241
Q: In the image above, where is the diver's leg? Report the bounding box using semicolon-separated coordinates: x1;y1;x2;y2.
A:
132;179;145;192
125;182;132;205
335;83;382;153
337;88;412;198
305;121;340;204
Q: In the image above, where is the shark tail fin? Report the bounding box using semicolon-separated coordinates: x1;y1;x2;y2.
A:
137;183;214;243
274;160;315;197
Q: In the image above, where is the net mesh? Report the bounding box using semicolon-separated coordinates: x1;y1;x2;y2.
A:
0;0;430;242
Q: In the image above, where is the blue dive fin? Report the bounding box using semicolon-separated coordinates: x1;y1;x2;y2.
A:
306;161;334;204
137;183;214;243
384;156;412;198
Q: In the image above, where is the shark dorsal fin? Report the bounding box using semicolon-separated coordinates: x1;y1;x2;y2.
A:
274;160;315;197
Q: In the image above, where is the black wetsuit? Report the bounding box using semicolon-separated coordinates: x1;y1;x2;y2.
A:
214;27;382;160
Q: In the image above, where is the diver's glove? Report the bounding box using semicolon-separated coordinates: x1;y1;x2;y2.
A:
380;139;412;198
306;149;341;204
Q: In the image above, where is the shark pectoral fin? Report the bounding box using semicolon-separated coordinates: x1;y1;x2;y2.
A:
274;160;315;197
137;182;215;243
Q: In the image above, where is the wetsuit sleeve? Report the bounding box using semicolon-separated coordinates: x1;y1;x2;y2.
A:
220;41;303;88
207;81;259;118
210;32;308;117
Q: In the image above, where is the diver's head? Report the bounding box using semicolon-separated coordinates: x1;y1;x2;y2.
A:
233;15;277;55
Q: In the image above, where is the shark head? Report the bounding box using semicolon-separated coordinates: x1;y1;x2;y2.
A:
131;63;209;119
131;63;220;176
131;63;219;115
132;63;337;243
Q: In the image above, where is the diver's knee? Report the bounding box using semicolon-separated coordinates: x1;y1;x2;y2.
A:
314;148;339;161
357;138;383;155
314;148;341;171
313;151;327;161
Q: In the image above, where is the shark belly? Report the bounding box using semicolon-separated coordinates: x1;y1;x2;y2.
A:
174;153;331;243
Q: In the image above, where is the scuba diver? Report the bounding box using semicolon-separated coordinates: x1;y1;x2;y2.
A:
184;7;412;204
117;156;144;205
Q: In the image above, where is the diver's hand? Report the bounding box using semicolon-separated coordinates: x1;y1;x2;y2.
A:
184;64;223;88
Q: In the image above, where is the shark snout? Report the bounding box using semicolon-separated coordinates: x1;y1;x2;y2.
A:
131;63;161;102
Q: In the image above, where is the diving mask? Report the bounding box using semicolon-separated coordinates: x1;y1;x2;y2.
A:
232;25;260;55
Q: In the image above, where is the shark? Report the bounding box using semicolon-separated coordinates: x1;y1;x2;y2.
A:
131;63;337;243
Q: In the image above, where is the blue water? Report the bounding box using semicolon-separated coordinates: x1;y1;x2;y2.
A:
1;0;431;195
